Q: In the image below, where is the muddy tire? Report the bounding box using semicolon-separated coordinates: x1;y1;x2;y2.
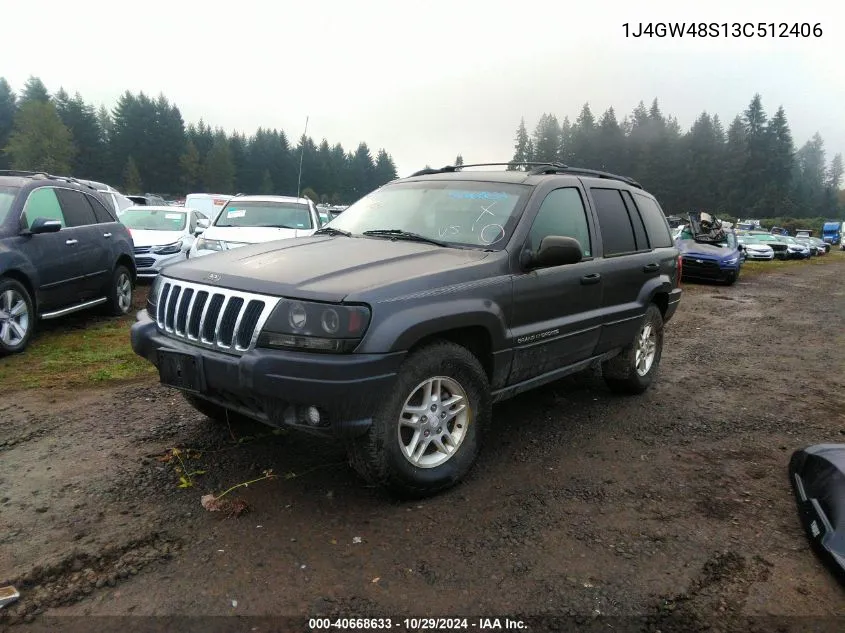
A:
346;341;491;499
106;265;134;316
602;303;664;395
724;269;738;285
0;278;35;356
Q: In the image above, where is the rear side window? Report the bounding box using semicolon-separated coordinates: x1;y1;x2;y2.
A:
22;187;66;228
55;189;98;227
590;188;636;256
621;190;650;251
631;192;673;248
87;193;117;223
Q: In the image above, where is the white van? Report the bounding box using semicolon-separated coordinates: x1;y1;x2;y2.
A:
184;193;233;223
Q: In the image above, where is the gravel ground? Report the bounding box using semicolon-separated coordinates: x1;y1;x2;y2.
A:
1;255;844;632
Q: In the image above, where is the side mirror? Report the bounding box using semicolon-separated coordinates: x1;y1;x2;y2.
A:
28;218;63;234
197;218;210;228
525;236;583;269
194;226;206;236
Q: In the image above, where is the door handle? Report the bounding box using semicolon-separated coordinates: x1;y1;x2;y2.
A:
103;232;112;238
580;273;602;285
65;239;78;245
643;263;659;273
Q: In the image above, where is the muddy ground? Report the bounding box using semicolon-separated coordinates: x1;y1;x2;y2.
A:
2;257;845;632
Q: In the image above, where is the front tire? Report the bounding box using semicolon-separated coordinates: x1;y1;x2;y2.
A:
602;303;665;395
0;278;35;356
346;341;491;499
107;265;134;316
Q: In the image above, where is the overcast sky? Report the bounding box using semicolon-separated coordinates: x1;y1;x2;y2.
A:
1;0;840;177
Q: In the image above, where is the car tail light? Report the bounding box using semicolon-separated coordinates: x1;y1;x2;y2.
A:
677;254;683;286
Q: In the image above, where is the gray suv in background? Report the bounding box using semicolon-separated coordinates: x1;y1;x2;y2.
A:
131;162;681;497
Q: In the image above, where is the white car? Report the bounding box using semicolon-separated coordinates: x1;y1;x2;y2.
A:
120;206;210;278
189;195;322;258
737;236;775;260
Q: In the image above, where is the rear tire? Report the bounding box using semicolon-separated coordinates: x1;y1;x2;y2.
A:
107;265;134;316
602;303;664;395
346;341;491;499
0;278;35;356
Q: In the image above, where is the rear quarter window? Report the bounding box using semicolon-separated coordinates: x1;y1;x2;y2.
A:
589;187;636;256
631;192;673;248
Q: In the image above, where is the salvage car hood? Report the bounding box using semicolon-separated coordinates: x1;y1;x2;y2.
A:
677;239;736;260
127;229;184;248
200;225;314;245
160;235;493;302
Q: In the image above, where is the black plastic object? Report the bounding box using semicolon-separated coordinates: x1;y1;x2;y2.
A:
789;444;845;582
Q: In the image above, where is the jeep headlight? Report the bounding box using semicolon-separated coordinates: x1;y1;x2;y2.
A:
152;240;183;255
196;237;225;251
257;300;371;353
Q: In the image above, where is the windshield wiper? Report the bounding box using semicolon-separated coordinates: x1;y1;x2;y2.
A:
263;224;298;229
314;226;351;237
362;229;447;247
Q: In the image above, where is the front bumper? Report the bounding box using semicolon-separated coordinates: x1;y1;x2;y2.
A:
745;251;775;260
135;251;187;278
130;310;405;438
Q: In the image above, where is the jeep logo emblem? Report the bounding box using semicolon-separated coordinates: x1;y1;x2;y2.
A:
206;273;222;282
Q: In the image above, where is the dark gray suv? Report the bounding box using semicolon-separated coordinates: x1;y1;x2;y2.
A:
130;163;682;497
0;171;136;355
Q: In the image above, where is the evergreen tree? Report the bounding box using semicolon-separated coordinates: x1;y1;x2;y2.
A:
202;132;235;192
570;104;597;167
54;90;108;178
764;105;794;214
722;116;748;214
827;154;843;190
179;139;201;191
123;156;142;193
19;76;50;106
454;154;464;166
374;149;398;186
557;116;574;165
531;113;560;163
348;142;376;199
5;100;75;174
595;108;625;173
0;78;17;169
509;117;530;169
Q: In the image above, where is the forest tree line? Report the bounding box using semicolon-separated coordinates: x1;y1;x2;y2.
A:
508;95;844;219
0;76;399;204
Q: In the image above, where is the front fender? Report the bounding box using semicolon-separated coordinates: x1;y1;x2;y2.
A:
358;297;510;354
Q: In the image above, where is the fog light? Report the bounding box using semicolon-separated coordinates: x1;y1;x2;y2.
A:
307;406;321;425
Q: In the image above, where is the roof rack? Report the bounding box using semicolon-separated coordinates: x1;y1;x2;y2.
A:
407;162;643;188
0;169;101;192
409;162;559;177
526;163;643;188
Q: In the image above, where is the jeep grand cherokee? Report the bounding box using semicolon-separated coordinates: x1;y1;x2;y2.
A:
130;162;682;497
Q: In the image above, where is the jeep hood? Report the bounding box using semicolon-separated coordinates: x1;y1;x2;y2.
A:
161;235;491;302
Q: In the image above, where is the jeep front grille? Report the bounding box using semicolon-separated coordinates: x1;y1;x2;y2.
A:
155;279;280;354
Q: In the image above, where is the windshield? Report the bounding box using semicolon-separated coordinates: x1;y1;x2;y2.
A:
120;208;187;231
326;180;530;250
0;186;19;225
215;200;313;229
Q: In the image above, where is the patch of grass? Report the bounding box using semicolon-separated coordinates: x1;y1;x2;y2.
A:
741;250;843;279
0;285;155;392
